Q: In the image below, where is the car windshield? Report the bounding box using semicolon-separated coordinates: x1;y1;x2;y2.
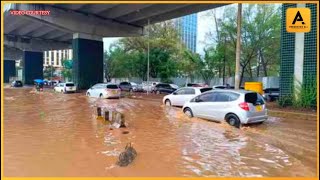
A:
66;83;74;87
106;84;118;89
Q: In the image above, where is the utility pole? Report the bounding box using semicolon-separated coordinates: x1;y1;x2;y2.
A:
223;37;226;85
234;3;242;90
147;19;150;95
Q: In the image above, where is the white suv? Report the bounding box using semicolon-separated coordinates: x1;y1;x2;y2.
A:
54;82;77;93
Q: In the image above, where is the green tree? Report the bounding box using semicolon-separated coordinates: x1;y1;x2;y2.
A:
105;21;183;81
43;66;56;80
205;4;281;83
61;59;73;81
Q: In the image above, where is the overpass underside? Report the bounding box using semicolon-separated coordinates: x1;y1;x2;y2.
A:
4;3;227;88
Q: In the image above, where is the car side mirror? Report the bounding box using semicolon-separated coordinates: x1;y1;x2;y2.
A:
195;97;201;102
173;92;177;95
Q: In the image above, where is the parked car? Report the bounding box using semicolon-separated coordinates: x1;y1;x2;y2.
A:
131;82;144;92
186;83;206;87
163;87;213;106
170;84;179;89
142;81;160;92
54;82;77;93
86;83;121;98
213;85;245;89
11;80;23;87
119;82;133;92
49;80;58;86
263;88;279;102
182;89;267;128
152;83;177;94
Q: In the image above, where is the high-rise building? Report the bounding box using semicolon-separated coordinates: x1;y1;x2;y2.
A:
175;14;198;52
43;49;73;67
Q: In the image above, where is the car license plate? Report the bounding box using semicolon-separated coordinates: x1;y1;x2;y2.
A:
112;90;116;94
256;105;262;111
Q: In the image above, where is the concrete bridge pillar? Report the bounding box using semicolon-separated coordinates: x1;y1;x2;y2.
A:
4;60;16;83
23;51;43;85
72;33;103;90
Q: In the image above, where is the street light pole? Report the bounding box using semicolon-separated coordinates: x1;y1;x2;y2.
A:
235;3;242;90
147;19;150;95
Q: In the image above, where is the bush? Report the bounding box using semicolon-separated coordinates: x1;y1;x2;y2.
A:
278;95;293;107
294;75;317;108
278;74;316;108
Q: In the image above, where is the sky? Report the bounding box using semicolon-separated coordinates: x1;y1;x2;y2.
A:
103;5;231;55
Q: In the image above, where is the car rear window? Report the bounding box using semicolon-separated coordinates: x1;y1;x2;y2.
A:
200;88;212;93
66;83;74;87
107;84;118;89
245;93;265;105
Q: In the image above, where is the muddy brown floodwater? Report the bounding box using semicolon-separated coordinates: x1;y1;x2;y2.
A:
3;88;318;177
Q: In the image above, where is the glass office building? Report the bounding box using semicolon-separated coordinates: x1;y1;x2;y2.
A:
175;14;198;52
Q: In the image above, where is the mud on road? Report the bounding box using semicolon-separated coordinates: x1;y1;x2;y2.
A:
3;88;318;177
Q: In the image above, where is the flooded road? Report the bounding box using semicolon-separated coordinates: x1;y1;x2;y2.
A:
3;88;318;177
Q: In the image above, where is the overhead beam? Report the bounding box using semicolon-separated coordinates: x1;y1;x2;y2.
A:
7;4;143;37
4;34;71;51
102;4;153;19
12;22;43;35
30;28;56;38
42;30;68;39
82;4;117;14
4;46;23;60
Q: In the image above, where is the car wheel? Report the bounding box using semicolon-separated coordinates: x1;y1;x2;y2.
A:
183;108;193;118
99;94;103;98
87;92;90;96
165;99;171;106
226;114;241;128
61;90;63;93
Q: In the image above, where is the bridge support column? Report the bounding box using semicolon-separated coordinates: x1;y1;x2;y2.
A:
72;33;103;90
23;51;43;85
4;60;16;83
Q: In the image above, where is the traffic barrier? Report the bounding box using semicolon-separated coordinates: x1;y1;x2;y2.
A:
97;107;126;128
97;107;102;117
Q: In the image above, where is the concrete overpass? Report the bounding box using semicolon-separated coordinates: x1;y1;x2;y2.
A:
4;3;227;87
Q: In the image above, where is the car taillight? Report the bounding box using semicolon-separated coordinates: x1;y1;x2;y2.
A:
239;102;250;111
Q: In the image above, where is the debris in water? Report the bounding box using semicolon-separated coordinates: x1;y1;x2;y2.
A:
116;143;137;167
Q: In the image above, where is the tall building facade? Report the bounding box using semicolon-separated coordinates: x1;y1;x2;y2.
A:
175;14;198;52
43;49;73;67
280;4;317;106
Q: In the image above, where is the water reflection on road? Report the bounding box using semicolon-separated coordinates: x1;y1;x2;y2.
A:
3;88;317;177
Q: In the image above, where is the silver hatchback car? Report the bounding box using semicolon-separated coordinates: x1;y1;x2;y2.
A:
182;89;268;128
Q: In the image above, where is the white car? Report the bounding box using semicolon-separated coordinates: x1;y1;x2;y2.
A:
142;81;159;92
163;87;213;106
86;83;121;98
54;82;76;93
182;89;268;128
